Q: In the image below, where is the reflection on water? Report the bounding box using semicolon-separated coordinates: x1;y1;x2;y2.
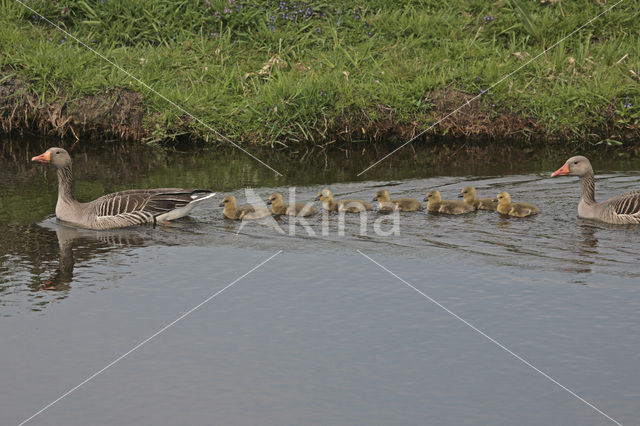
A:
2;137;640;425
0;217;213;313
40;222;155;291
3;177;638;306
0;221;146;311
43;226;75;291
1;137;640;311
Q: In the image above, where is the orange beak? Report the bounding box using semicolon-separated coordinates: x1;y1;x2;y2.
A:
31;151;51;163
551;163;570;177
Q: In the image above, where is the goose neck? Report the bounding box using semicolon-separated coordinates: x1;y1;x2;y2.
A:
580;172;597;205
57;166;75;203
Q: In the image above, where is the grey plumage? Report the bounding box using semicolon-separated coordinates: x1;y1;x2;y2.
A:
32;147;214;230
551;155;640;224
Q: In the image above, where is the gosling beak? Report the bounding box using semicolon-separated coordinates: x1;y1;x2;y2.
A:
219;202;225;207
493;198;498;203
458;193;463;198
371;196;378;202
31;151;51;163
314;196;320;201
423;196;428;201
551;163;570;177
266;200;272;205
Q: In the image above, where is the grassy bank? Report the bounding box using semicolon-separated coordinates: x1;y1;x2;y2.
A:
1;0;639;149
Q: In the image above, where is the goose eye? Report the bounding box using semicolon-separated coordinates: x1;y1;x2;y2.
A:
573;161;578;164
56;151;61;154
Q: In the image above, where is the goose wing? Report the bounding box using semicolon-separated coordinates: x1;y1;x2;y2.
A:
90;189;212;227
605;190;640;223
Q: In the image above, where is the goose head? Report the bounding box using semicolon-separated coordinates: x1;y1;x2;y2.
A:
267;192;283;207
551;156;593;177
459;186;477;202
373;189;391;202
219;195;237;209
424;190;441;203
32;147;72;168
495;192;511;206
315;188;333;202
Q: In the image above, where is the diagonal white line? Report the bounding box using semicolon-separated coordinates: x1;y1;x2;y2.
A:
14;0;283;176
18;250;283;426
357;250;622;426
357;0;624;176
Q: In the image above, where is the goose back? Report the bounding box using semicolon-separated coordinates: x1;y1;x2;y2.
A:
82;189;214;228
593;190;640;224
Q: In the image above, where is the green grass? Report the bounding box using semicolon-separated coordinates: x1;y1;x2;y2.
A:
1;0;639;147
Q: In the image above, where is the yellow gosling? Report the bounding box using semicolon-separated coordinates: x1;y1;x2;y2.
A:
267;192;317;217
372;189;423;212
315;188;372;213
495;192;539;217
220;195;270;220
459;186;497;211
424;190;474;214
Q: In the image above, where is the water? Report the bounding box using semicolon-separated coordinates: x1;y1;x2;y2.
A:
1;138;639;425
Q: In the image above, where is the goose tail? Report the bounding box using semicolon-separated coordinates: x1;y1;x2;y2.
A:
190;190;216;203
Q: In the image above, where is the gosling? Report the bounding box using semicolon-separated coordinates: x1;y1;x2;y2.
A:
459;186;498;211
495;192;539;217
220;195;270;220
372;189;423;212
315;188;372;213
267;192;317;217
424;190;474;214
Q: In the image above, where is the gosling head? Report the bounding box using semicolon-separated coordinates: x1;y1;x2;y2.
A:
31;147;72;169
315;188;333;202
459;186;477;201
424;190;441;203
495;192;511;205
219;195;237;208
551;155;593;178
373;189;391;202
267;192;283;206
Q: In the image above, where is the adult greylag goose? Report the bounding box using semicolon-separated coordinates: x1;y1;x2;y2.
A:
220;195;270;220
372;189;423;212
459;186;497;211
267;192;317;217
315;188;372;213
31;147;215;230
423;190;474;214
495;192;539;217
551;155;640;224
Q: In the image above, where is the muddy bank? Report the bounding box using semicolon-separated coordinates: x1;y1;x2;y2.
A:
0;74;145;142
1;74;639;148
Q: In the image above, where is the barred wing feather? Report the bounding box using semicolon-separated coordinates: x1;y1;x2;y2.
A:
606;190;640;224
90;189;213;227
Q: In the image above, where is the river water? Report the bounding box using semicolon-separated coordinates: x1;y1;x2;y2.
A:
1;138;639;425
